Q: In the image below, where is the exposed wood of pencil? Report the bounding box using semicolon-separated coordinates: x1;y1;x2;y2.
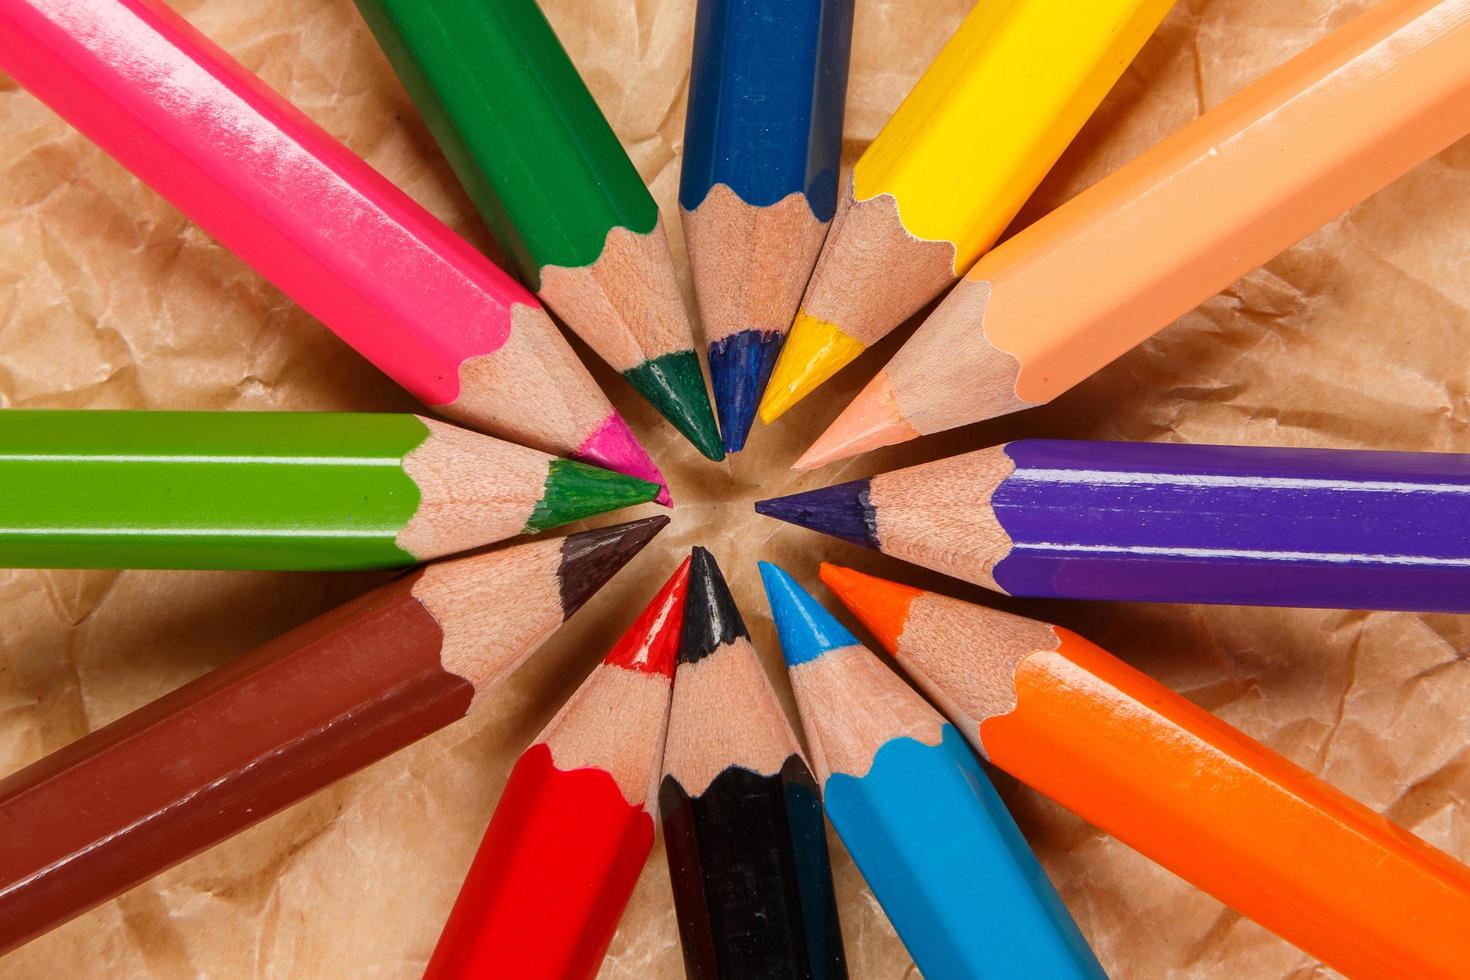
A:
787;644;945;783
423;556;686;980
401;416;658;559
662;634;800;795
797;180;960;350
0;518;666;955
800;0;1470;467
399;416;543;556
541;663;672;808
542;218;722;461
538;220;692;371
684;185;828;348
447;304;628;458
841;571;1470;979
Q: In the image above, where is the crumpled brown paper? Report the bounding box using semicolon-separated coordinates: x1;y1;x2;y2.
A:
1;0;1468;975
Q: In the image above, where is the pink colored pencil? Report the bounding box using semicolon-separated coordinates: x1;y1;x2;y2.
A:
0;0;668;499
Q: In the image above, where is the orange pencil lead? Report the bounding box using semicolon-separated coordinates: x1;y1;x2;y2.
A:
817;563;918;656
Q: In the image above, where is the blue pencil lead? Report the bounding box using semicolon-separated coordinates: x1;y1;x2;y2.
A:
758;561;858;666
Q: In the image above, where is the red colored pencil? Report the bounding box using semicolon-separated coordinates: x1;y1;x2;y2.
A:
423;557;691;980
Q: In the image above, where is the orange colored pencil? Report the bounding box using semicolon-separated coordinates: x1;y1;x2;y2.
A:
798;0;1470;469
821;562;1470;979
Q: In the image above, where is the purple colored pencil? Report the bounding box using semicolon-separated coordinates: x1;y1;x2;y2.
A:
755;439;1470;612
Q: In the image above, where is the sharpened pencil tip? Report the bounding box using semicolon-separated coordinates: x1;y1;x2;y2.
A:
557;516;670;617
754;480;879;549
524;459;661;533
759;562;858;667
709;329;783;454
680;547;749;664
758;311;866;423
578;412;673;505
794;370;919;469
623;352;725;461
818;562;921;656
603;555;691;677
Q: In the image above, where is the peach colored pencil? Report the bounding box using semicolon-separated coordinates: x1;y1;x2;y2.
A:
798;0;1470;470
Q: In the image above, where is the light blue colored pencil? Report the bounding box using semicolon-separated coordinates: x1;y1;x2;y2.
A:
758;561;1106;980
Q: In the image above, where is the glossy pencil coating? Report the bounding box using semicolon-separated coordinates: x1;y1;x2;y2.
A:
661;548;847;978
799;0;1470;468
760;439;1470;612
0;516;668;956
758;563;1105;979
0;0;667;493
758;0;1172;422
822;563;1470;980
0;410;659;570
354;0;722;460
680;0;854;452
424;558;690;980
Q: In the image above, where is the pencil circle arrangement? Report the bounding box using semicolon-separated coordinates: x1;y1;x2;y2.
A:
1;0;1469;978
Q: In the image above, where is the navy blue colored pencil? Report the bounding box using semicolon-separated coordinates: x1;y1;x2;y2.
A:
679;0;854;453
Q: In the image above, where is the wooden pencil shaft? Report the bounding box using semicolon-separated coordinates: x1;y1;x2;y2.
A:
353;0;722;460
681;0;854;452
0;0;518;408
848;0;1173;270
661;550;848;978
756;0;1171;423
983;0;1470;410
660;755;844;980
761;563;1104;978
0;574;469;956
824;725;1103;979
680;0;852;219
805;0;1172;333
426;742;655;980
426;673;666;980
353;0;655;284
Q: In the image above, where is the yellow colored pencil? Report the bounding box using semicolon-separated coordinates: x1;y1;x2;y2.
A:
759;0;1174;423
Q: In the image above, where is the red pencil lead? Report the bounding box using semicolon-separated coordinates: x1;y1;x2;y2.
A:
603;556;691;678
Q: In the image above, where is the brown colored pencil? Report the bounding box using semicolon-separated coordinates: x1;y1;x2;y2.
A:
0;516;668;956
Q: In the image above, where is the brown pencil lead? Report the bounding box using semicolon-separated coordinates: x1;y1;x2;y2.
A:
557;516;670;617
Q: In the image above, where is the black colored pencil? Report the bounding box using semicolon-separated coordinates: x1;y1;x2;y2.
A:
659;547;847;979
